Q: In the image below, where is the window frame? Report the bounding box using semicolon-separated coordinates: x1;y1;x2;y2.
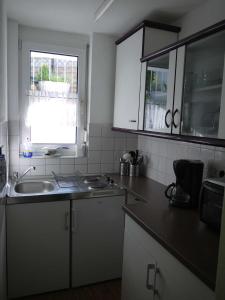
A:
19;41;87;155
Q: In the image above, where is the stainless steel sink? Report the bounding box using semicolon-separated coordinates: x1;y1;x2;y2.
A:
14;181;55;194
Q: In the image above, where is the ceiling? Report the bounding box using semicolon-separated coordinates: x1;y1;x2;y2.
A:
7;0;206;37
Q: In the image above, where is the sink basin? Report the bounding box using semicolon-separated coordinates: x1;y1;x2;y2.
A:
14;181;55;194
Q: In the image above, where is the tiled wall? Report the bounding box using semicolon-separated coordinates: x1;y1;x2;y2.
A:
138;135;225;186
8;121;138;177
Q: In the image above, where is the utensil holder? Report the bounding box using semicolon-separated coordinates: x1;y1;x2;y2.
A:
129;164;139;177
120;162;130;176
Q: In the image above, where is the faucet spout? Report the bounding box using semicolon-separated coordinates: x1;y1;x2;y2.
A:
16;166;36;183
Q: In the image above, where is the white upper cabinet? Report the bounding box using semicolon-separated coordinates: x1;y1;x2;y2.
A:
139;20;225;145
113;21;179;130
113;28;143;130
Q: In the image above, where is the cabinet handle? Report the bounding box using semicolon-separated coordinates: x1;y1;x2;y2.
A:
65;212;69;231
165;109;171;128
172;109;179;129
129;120;137;123
146;264;155;290
153;265;159;296
71;209;78;233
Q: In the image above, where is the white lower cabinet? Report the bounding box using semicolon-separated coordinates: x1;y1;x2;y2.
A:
7;201;70;299
71;195;125;287
122;215;215;300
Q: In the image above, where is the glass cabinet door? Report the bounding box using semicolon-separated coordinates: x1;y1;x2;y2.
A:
181;30;225;139
144;51;176;133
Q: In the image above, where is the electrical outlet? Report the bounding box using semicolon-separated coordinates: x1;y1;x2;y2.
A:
207;160;225;178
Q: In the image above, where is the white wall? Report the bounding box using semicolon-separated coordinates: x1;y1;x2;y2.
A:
175;0;225;38
88;33;116;124
19;25;89;50
0;0;7;298
8;20;19;123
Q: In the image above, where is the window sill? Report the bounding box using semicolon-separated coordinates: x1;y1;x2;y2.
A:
19;154;86;159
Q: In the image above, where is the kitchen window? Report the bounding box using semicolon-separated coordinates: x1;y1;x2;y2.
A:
20;42;87;156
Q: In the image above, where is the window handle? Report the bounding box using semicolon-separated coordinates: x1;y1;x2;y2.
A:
129;120;137;123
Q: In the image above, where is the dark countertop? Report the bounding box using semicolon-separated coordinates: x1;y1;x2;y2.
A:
111;175;219;290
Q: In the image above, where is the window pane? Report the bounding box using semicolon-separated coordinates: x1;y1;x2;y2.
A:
27;97;76;144
29;51;78;144
144;53;169;131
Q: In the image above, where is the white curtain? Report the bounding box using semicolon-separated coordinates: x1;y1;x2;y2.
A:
26;91;78;144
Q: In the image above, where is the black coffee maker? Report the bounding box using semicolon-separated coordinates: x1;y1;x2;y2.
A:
165;159;204;208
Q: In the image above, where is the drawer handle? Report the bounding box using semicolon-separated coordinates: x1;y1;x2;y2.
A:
129;120;137;123
146;264;155;290
146;263;159;296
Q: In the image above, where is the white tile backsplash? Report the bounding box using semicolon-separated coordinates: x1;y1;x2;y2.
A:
46;164;60;175
8;122;139;177
60;158;75;165
75;164;88;174
88;163;101;174
31;165;45;176
101;151;114;163
88;151;101;164
60;164;75;175
101;137;114;151
101;124;114;137
101;163;114;173
114;138;126;151
138;135;225;185
8;120;225;183
89;137;102;151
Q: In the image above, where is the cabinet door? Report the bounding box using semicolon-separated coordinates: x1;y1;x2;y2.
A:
72;196;124;287
179;30;225;139
113;29;143;130
124;215;215;300
153;240;215;300
143;50;176;133
7;201;70;299
122;221;155;300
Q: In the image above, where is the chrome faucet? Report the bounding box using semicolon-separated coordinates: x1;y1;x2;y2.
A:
14;166;36;183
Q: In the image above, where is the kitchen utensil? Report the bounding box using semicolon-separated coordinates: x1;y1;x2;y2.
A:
122;152;131;162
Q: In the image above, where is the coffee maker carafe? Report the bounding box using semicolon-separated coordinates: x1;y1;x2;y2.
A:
165;159;204;208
